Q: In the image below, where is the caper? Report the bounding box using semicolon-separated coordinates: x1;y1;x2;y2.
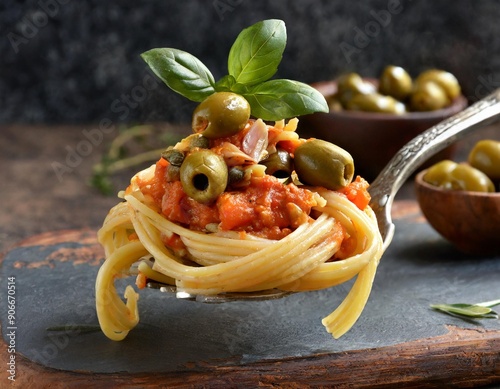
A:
409;80;450;111
161;148;184;167
424;160;494;192
378;65;413;101
261;148;293;179
228;166;245;185
468;139;500;181
192;92;250;139
415;69;461;100
294;139;354;190
180;150;228;203
165;165;180;182
346;93;406;114
187;134;210;149
336;72;376;107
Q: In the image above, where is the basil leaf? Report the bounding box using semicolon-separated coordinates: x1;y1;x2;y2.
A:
141;48;215;102
214;75;236;92
228;19;286;86
243;79;329;121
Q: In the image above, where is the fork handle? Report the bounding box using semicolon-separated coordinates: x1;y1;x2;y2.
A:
368;88;500;246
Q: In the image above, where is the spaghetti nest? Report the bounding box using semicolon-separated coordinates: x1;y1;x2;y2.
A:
96;173;382;341
95;118;383;341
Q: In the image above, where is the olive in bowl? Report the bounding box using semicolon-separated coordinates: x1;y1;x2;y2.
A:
299;73;467;180
415;154;500;255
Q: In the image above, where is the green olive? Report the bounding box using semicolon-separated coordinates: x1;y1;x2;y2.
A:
378;65;413;101
294;139;354;190
336;72;376;107
415;69;461;100
410;80;450;111
180;150;228;203
192;92;250;139
449;163;495;192
424;160;494;192
327;94;343;112
261;148;293;179
468;139;500;181
346;93;406;114
423;160;457;186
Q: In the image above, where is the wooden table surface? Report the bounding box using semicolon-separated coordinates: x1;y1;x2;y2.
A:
1;123;499;388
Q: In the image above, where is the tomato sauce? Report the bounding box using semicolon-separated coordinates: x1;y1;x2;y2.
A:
133;114;371;243
218;175;317;239
135;157;371;242
156;173;316;239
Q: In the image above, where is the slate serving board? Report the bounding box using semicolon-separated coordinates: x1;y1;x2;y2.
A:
1;206;500;387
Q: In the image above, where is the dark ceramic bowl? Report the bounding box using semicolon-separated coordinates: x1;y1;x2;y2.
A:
299;80;468;181
415;170;500;255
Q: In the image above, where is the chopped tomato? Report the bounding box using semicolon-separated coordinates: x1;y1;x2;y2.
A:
161;181;219;230
217;175;316;235
157;157;168;168
182;197;219;229
334;234;356;260
135;272;147;289
161;181;189;224
217;191;255;230
137;160;167;205
338;176;371;210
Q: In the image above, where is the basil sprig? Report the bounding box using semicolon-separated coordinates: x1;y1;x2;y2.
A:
141;19;328;121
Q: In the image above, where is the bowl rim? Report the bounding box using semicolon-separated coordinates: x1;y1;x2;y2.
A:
312;80;469;121
415;169;500;198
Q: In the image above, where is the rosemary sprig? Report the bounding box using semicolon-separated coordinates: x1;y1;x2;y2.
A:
46;324;102;333
430;298;500;320
90;124;182;195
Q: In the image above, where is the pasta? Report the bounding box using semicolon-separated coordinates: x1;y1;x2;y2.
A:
95;116;383;342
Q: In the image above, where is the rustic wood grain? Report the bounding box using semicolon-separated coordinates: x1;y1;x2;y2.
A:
1;324;499;388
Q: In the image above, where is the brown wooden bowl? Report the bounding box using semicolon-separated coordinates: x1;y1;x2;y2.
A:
299;80;468;181
415;170;500;255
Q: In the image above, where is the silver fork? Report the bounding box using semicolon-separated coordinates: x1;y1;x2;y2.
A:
148;89;500;302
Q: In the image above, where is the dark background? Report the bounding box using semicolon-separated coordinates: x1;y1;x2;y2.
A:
2;0;500;126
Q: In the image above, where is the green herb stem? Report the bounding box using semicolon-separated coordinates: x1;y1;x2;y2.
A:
108;125;155;160
475;299;500;308
46;325;102;333
430;299;500;320
95;148;165;175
